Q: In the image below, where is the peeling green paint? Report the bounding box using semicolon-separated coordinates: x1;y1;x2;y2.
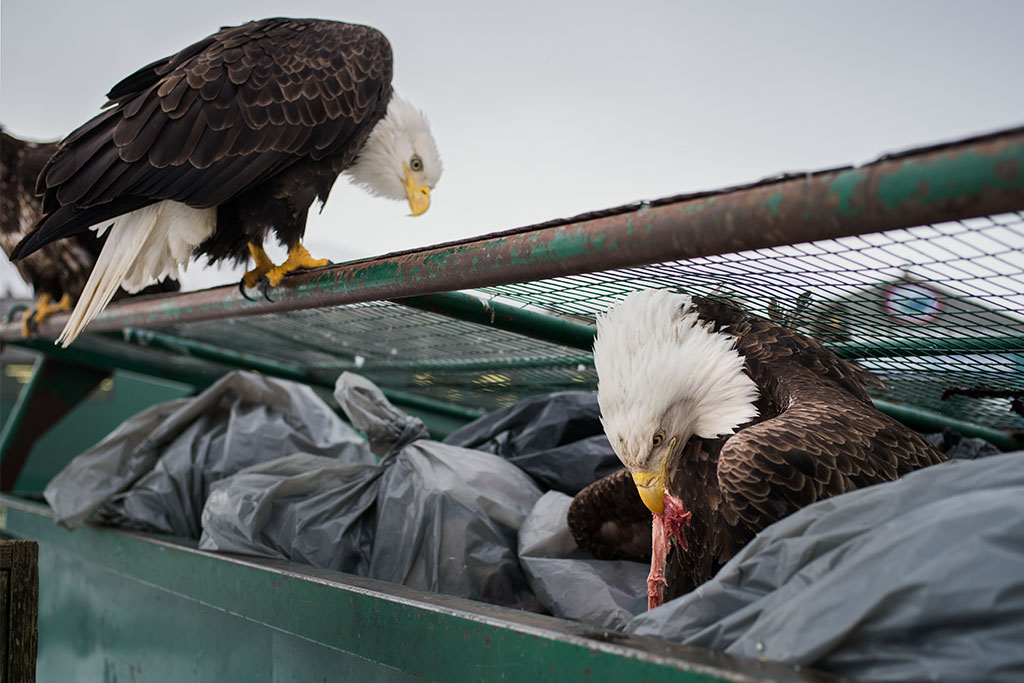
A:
502;229;611;267
762;191;783;217
350;259;404;285
828;169;867;216
3;130;1022;343
681;197;716;214
877;145;1024;210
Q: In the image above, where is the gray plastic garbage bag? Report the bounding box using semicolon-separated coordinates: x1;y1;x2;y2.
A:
626;452;1024;683
926;427;1002;460
340;372;545;608
42;397;189;530
518;491;647;629
43;371;372;534
443;391;623;494
200;372;545;610
200;453;382;572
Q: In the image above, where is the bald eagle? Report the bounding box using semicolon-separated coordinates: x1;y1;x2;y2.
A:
11;17;441;345
569;289;946;608
1;129;177;334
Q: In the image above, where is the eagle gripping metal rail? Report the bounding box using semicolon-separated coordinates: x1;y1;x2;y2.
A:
2;126;1022;455
1;126;1022;338
0;126;1022;682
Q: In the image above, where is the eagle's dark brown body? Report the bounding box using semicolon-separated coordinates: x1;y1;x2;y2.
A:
1;131;96;302
1;130;179;311
570;296;946;599
12;18;393;265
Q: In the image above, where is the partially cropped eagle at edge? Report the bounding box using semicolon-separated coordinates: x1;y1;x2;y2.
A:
568;289;946;608
1;129;178;334
11;17;441;346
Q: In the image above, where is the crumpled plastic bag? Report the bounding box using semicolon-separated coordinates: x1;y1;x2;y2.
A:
200;371;545;610
518;491;647;629
926;427;1002;460
625;452;1024;683
443;391;622;494
43;371;372;534
199;453;382;573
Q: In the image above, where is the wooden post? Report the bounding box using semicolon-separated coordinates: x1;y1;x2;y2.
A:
1;540;38;683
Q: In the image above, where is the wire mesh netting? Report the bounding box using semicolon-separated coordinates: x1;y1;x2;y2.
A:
153;303;597;412
477;212;1024;430
124;212;1024;433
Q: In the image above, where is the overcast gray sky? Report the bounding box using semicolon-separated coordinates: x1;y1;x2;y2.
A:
2;0;1023;295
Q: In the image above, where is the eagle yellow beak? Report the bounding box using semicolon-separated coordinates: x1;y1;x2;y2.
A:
403;164;431;216
632;470;667;515
631;442;675;515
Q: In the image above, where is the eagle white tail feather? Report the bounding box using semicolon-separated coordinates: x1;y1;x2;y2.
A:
57;201;216;347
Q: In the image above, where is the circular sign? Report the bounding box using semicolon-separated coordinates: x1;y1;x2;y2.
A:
881;282;944;325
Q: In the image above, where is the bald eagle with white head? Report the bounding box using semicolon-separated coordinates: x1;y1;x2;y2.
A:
569;289;946;608
11;17;441;345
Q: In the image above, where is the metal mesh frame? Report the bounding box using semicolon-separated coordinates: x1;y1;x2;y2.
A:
477;212;1024;430
99;211;1023;431
151;303;598;411
4;129;1022;440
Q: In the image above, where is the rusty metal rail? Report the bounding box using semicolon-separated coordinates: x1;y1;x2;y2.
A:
1;126;1022;340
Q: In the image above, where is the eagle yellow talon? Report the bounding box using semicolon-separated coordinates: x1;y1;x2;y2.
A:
242;243;276;288
242;271;267;289
242;242;329;290
20;309;36;338
282;244;330;271
20;293;73;337
264;268;287;288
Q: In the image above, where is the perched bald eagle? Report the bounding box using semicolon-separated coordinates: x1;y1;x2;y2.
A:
11;17;441;345
569;289;946;608
1;129;177;334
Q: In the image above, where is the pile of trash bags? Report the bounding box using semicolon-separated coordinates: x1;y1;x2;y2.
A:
624;451;1024;681
520;450;1024;682
46;371;550;609
43;372;373;536
44;370;1024;681
442;391;622;494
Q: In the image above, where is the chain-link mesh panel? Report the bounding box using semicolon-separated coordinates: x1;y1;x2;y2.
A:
89;213;1023;432
156;303;598;411
477;212;1024;429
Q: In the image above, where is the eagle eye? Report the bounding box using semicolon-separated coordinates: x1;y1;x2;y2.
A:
409;155;423;172
652;433;664;448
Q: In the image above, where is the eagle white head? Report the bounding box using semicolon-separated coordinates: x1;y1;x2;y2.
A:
593;289;760;513
346;92;442;216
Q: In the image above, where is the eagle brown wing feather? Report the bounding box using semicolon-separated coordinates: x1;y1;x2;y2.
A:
692;295;881;402
1;130;178;302
573;293;946;599
667;295;943;594
15;18;393;260
716;383;945;530
2;131;94;300
701;295;945;529
568;468;652;563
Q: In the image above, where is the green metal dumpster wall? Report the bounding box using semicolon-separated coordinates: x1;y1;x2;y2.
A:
1;496;829;683
1;361;193;493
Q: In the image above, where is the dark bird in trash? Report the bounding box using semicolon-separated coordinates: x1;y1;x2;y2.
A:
10;17;442;345
1;129;177;335
569;289;946;608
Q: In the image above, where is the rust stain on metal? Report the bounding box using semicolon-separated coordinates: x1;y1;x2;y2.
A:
2;128;1022;340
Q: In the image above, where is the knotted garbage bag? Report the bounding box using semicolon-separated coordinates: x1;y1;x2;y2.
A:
200;372;544;609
